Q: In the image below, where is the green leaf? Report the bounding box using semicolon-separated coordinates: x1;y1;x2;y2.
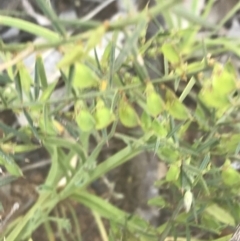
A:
212;63;236;96
186;61;206;73
152;119;168;138
86;25;106;52
0;73;12;84
119;99;139;128
34;59;40;100
198;86;229;109
178;120;191;138
36;56;48;90
0;15;60;41
221;159;240;186
40;105;58;135
94;99;115;130
72;63;99;89
158;145;180;163
101;39;113;64
219;134;240;154
17;63;32;97
198;63;236;111
148;196;167;208
23;108;41;141
166;89;189;120
14;70;23;102
0;122;29;142
72;191;150;235
224;60;238;76
58;45;84;68
0;149;23;177
76;109;95;132
40;81;58;101
161;43;181;65
179;76;196;102
35;0;66;36
166;162;180;182
205;204;235;226
94;107;115;130
114;18;147;72
145;82;164;117
75;101;95;132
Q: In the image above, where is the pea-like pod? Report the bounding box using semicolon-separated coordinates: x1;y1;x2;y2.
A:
72;63;99;90
146;82;164;117
161;43;181;65
221;160;240;186
76;109;95;132
94;107;115;130
94;99;115;130
147;92;164;117
166;88;189;120
152;119;168;138
166;163;180;182
119;99;139;128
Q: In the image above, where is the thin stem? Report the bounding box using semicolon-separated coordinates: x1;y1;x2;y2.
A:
0;0;180;52
0;66;210;110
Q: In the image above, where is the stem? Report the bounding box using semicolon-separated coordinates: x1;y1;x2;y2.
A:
0;66;210;110
0;0;180;52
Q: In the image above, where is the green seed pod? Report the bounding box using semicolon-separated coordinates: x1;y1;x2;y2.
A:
166;163;180;182
145;82;164;117
147;92;164;117
166;89;189;120
72;63;99;89
152;120;168;137
94;99;115;130
119;100;139;128
221;160;240;186
76;109;95;132
94;107;115;130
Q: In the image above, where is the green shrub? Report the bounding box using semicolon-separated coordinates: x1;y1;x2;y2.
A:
0;0;240;240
